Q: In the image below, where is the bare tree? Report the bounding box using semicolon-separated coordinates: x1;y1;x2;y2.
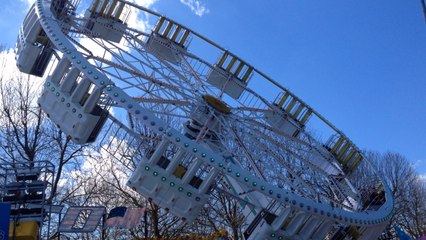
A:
0;53;90;240
192;189;245;240
0;74;46;163
358;151;426;239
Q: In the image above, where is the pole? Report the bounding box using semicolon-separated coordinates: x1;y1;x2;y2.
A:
144;200;148;239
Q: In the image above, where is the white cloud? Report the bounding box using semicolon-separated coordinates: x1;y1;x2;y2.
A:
0;49;19;80
0;49;43;85
133;0;158;7
19;0;34;9
179;0;210;17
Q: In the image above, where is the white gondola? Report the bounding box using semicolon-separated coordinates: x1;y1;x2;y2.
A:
15;4;53;77
38;58;108;144
84;0;129;43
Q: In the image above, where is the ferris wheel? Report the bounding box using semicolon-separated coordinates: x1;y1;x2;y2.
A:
15;0;394;239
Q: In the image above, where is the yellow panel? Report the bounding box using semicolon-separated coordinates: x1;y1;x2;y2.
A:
173;165;187;179
292;103;304;119
241;67;253;83
9;221;39;240
225;57;237;72
114;2;125;19
277;92;290;108
330;136;344;153
170;26;181;42
337;142;351;160
154;17;165;33
348;226;362;239
284;99;297;114
178;30;190;46
342;148;356;165
90;0;100;12
106;0;118;17
299;109;312;125
234;62;244;76
98;0;109;16
348;155;363;172
217;52;228;68
162;21;173;37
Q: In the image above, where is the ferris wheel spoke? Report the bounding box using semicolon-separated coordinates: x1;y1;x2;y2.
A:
238;125;348;206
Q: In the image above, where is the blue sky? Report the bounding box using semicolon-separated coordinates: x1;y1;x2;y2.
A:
1;0;425;176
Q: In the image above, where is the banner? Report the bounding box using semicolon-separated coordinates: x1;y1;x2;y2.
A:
0;203;11;240
58;206;105;233
104;207;145;229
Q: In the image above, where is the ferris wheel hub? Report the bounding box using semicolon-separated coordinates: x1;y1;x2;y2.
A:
203;94;231;114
